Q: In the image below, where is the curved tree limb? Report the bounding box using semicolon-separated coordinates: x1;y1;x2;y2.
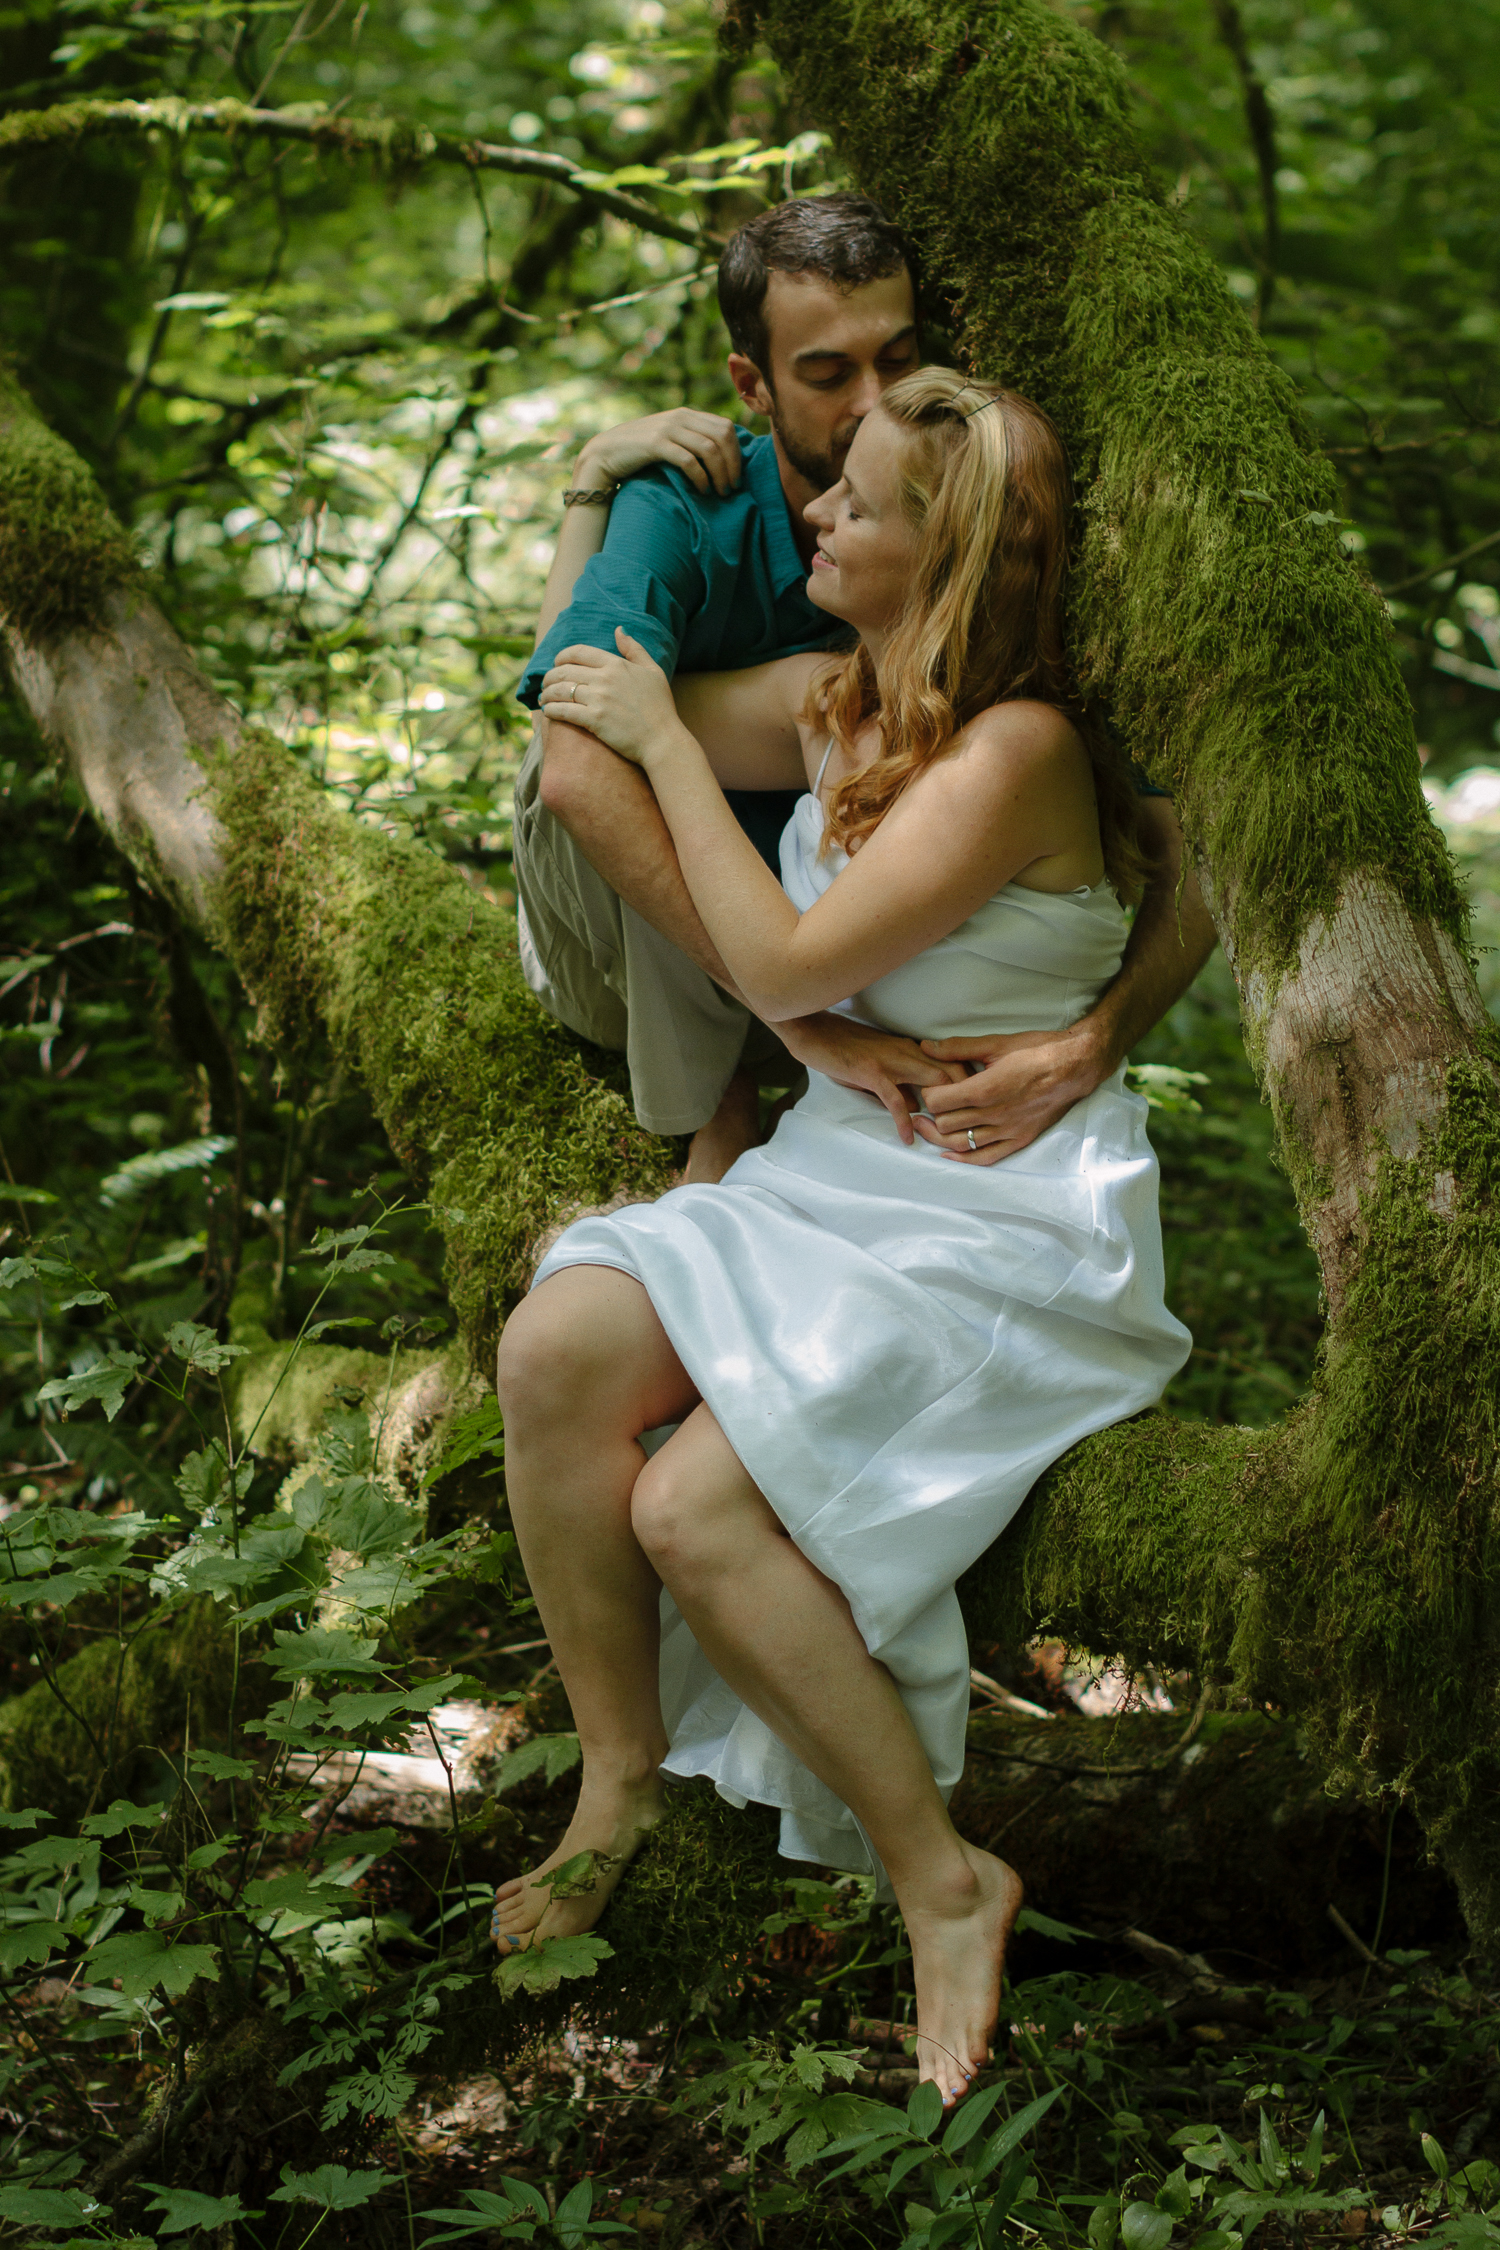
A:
6;0;1500;1955
0;98;719;254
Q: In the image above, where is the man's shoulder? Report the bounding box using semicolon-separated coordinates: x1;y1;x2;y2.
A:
619;428;776;520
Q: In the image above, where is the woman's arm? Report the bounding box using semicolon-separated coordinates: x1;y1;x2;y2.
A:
540;635;1096;1023
531;409;745;651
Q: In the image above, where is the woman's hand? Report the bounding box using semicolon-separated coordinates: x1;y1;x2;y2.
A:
539;630;689;770
778;1014;970;1145
576;409;743;499
911;1023;1110;1164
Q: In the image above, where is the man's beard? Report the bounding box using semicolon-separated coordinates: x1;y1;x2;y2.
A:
767;399;859;496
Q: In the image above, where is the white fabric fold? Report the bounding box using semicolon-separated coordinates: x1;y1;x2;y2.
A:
533;785;1191;1883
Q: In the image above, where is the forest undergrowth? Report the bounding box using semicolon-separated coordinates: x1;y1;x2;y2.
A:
6;0;1500;2231
0;748;1494;2246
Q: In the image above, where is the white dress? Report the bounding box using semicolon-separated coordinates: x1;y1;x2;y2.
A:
532;764;1191;1882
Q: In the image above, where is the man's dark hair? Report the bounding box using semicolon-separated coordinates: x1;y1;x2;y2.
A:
717;193;919;375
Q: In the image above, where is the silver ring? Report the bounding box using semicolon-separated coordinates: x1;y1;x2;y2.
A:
566;681;576;701
967;1129;978;1151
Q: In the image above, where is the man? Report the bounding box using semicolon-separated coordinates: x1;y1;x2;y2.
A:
512;194;1215;1178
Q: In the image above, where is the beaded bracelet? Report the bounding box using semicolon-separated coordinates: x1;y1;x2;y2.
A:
561;485;619;508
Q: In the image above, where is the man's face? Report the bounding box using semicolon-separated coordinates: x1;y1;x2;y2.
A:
728;266;919;497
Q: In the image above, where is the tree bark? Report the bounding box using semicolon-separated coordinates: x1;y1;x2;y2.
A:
4;0;1500;1957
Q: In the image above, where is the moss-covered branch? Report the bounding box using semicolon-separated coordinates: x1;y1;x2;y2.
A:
0;97;715;253
8;0;1500;1952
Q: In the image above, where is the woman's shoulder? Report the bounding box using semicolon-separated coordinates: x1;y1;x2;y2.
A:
958;698;1086;766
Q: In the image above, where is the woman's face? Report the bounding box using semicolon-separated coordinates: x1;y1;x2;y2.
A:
803;408;918;641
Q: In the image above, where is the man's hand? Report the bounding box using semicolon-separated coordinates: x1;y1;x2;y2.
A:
576;409;743;499
915;800;1219;1165
913;1021;1113;1165
779;1013;969;1143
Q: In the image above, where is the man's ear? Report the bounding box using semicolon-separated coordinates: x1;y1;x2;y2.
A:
727;352;774;418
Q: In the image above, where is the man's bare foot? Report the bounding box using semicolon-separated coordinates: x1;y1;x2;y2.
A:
900;1844;1024;2105
491;1771;666;1952
683;1070;762;1184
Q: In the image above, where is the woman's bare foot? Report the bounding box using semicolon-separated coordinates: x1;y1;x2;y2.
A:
682;1070;762;1184
491;1769;666;1952
900;1844;1024;2105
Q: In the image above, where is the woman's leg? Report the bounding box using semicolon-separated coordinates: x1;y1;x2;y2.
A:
632;1407;1023;2107
492;1263;699;1946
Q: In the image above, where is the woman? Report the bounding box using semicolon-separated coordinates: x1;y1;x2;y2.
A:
493;368;1191;2105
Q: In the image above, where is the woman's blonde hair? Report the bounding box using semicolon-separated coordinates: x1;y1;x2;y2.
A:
815;367;1147;897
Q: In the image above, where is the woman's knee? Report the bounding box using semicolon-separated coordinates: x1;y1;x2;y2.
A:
495;1286;591;1422
630;1454;702;1572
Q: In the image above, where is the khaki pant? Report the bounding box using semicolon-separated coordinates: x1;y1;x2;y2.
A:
511;728;793;1136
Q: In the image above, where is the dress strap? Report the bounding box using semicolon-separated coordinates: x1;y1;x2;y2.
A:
812;738;835;796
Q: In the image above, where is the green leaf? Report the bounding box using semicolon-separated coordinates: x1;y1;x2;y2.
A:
186;1749;257;1782
321;1486;418;1556
36;1347;143;1422
1156;2167;1193;2220
1088;2197;1121;2250
942;2078;1007;2154
426;1396;505;1485
242;1871;352;1918
1259;2107;1286;2183
269;2164;391;2210
420;2188;532;2242
491;1731;581;1795
1121;2202;1174;2250
99;1134;235;1205
122;1234;205;1281
908;2078;943;2140
0;2187;110;2227
972;2084;1065;2175
84;1929;219;2001
493;1931;613;1995
1426;2134;1452;2183
175;1442;253;1512
302;1224;377;1258
0;1920;66;1971
79;1799;164;1837
187;1838;240;1869
327;1674;464;1730
1014;1905;1089;1942
267;1625;385;1679
0;1182;59;1205
128;1885;184;1925
0;1807;52;1829
142;2185;258;2234
164;1320;250;1373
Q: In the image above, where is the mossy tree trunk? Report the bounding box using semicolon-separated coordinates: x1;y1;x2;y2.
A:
4;0;1500;1952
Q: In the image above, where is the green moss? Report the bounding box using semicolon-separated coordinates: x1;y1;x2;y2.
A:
0;366;141;642
962;1411;1267;1680
204;729;677;1354
0;1600;235;1820
741;0;1465;997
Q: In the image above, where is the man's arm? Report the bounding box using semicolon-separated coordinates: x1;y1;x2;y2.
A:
537;716;971;1139
914;796;1218;1164
538;716;736;986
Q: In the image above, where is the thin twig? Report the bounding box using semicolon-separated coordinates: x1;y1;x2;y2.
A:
1382;526;1500;599
0;99;718;253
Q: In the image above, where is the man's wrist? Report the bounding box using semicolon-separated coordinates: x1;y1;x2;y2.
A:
573;439;620;492
1067;1001;1128;1085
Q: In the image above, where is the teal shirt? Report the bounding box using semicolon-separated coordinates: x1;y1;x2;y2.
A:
518;429;847;709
